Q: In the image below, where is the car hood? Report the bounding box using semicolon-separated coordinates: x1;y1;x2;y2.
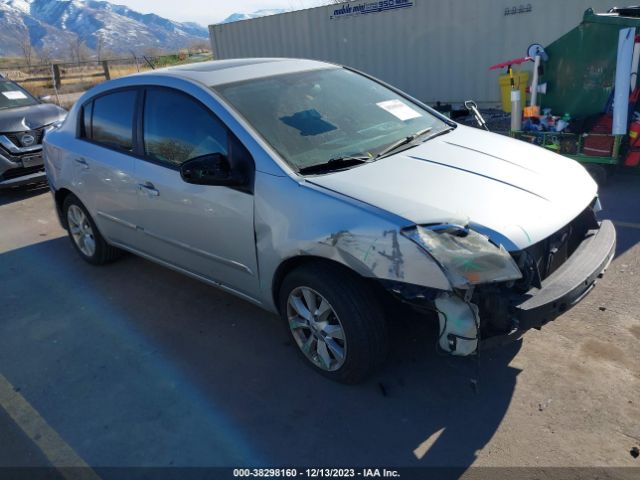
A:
308;125;597;250
0;103;67;132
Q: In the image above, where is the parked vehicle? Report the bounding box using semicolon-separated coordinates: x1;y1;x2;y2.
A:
0;77;66;189
44;59;616;383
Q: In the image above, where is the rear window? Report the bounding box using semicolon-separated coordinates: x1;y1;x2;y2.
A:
83;90;137;151
0;80;39;110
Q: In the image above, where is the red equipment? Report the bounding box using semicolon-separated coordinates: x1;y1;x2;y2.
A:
489;57;531;70
625;118;640;166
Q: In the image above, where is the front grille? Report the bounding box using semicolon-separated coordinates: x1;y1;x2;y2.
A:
1;165;44;181
4;128;45;148
512;206;599;291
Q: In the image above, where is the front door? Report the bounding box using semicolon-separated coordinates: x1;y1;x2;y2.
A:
132;87;259;300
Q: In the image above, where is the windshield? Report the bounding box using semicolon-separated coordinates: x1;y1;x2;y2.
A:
214;68;449;171
0;80;39;110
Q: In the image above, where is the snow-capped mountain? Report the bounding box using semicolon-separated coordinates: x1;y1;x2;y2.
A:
220;9;287;24
0;0;209;58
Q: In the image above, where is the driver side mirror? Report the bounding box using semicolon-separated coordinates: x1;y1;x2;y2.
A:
180;153;246;187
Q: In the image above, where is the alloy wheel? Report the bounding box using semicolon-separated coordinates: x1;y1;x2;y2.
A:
67;204;96;257
287;286;347;371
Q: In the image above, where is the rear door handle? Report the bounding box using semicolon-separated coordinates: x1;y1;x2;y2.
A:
74;157;89;169
138;182;159;197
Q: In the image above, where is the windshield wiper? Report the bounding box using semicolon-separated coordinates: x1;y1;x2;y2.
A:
374;125;458;160
374;127;433;159
420;125;456;142
298;155;372;175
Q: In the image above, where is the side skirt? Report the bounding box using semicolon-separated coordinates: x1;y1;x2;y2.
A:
109;240;266;309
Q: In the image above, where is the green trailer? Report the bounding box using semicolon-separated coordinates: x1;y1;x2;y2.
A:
510;7;640;181
510;131;624;184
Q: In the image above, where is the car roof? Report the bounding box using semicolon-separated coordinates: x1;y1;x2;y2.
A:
136;58;338;86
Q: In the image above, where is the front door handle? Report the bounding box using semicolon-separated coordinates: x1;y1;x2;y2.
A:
74;157;89;169
138;182;159;197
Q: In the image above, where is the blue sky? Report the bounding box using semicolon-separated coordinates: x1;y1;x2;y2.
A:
114;0;327;25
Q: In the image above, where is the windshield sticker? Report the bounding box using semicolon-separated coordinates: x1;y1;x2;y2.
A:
377;100;421;121
2;91;28;100
280;109;337;136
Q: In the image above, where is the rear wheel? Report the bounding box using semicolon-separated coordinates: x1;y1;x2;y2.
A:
63;194;122;265
279;262;388;384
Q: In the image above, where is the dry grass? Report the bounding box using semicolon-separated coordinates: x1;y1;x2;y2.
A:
2;53;212;105
3;64;153;100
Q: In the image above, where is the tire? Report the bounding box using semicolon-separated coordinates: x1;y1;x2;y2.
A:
278;262;388;384
62;194;122;265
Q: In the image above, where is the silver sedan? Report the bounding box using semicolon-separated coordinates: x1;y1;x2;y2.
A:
44;59;615;383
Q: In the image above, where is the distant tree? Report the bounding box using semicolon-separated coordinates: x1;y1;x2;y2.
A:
100;47;118;61
69;37;91;64
143;47;165;58
36;46;54;65
20;29;33;68
68;38;79;63
96;33;105;61
188;40;210;54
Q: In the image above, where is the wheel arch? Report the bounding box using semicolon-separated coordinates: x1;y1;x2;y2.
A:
54;187;74;229
271;255;377;314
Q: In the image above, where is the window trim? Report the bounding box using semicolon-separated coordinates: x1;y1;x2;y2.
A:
75;84;256;193
77;86;141;155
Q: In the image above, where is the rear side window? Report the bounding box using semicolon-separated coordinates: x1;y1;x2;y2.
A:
83;90;137;151
143;88;228;167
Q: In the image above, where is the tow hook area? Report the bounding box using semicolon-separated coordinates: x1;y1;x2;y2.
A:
435;290;480;356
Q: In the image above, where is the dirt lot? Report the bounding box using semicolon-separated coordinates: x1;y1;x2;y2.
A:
0;175;639;477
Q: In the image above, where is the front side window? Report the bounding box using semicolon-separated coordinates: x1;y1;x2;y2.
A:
143;88;228;167
214;68;448;171
88;90;137;151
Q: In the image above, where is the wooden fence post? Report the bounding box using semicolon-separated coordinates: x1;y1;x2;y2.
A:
102;60;111;81
50;64;61;106
52;64;61;90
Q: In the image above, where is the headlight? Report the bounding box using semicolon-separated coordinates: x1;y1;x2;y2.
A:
401;224;522;289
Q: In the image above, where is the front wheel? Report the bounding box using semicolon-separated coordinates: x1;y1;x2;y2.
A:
279;263;388;384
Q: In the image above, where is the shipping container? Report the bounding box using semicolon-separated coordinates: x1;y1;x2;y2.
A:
209;0;614;107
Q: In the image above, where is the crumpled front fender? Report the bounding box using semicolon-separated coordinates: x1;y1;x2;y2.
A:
254;173;451;311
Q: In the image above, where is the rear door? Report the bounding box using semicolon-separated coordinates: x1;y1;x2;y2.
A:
74;89;141;248
132;87;259;300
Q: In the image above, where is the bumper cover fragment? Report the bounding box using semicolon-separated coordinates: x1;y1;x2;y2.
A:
512;220;616;329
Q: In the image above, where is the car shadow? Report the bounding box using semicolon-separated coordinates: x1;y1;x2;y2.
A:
0;236;520;470
0;183;49;206
599;172;640;257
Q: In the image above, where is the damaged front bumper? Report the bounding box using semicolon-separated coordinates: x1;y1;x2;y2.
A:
383;220;617;354
512;220;616;327
481;219;616;349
